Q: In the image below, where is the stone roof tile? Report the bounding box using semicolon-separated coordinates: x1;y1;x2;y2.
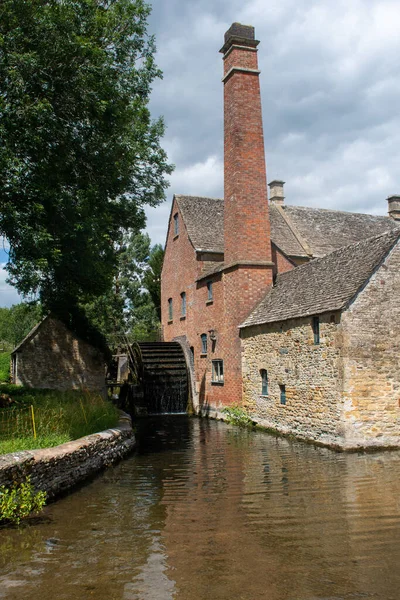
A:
174;195;397;259
240;228;400;328
175;195;224;253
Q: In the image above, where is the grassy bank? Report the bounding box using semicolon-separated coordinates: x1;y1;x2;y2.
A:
0;385;119;454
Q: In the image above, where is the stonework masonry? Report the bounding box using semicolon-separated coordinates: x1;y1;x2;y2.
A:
0;413;135;500
241;313;345;448
12;316;105;393
340;242;400;448
241;240;400;449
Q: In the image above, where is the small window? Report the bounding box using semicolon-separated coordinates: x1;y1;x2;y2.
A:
312;316;320;345
212;360;224;384
260;369;268;396
168;298;173;321
280;384;286;405
180;292;186;317
200;333;207;354
207;281;213;302
173;213;179;236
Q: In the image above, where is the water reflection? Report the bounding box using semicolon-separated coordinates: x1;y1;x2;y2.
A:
0;417;399;600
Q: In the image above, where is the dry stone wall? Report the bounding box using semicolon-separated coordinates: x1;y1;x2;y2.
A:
0;414;135;499
241;313;346;448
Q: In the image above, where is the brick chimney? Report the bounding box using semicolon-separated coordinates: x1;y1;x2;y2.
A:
269;180;285;205
220;23;272;265
387;195;400;221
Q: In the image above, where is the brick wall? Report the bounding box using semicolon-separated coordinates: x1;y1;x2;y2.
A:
12;317;105;393
241;313;345;447
341;241;400;448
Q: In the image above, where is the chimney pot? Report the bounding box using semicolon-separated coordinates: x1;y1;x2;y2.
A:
269;180;285;205
387;195;400;221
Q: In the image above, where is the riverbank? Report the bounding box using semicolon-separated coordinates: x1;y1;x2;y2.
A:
0;412;135;500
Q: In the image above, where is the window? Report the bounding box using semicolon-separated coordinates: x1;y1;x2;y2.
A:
200;333;208;354
212;360;224;384
181;292;186;317
207;281;213;302
312;316;320;345
173;213;179;236
168;298;173;321
280;384;286;405
260;369;268;395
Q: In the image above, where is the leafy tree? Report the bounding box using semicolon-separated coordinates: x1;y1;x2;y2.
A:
84;231;161;347
0;302;42;348
0;0;172;324
143;244;164;321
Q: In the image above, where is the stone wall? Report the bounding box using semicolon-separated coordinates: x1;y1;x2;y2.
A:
0;413;135;500
341;242;400;448
241;312;345;447
12;317;106;392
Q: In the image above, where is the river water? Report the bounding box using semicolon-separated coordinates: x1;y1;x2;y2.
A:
1;416;400;600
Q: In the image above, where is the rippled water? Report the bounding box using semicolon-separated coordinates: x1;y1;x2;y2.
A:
1;416;400;600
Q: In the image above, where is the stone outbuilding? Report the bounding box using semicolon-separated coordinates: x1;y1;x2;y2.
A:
11;316;106;393
240;228;400;450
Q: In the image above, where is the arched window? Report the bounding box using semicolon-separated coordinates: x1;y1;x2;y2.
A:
260;369;268;396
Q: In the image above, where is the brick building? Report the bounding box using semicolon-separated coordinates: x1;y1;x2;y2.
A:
161;23;400;445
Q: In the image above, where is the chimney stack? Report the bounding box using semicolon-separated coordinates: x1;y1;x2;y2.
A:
269;180;285;205
387;195;400;221
220;23;272;265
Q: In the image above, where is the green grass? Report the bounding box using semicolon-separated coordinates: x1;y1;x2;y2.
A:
0;353;10;383
0;386;120;454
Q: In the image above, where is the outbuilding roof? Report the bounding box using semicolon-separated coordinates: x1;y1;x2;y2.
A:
240;227;400;329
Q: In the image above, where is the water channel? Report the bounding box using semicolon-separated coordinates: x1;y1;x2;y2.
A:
1;416;400;599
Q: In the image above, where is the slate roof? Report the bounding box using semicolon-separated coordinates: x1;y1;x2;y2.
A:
175;195;224;252
175;195;397;259
240;228;400;329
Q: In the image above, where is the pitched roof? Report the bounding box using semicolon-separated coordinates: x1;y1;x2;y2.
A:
175;195;224;253
11;316;48;354
174;195;397;259
281;205;398;258
240;227;400;329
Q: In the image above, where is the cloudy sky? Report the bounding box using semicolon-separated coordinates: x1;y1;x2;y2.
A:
2;0;400;306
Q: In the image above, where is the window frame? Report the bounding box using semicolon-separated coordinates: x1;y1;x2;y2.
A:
200;333;208;354
260;369;268;396
312;316;320;345
207;281;213;302
173;213;179;236
212;359;224;384
280;384;286;405
180;291;186;317
168;298;173;321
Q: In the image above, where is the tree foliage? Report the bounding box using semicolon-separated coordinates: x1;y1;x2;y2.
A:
0;302;42;349
84;231;163;347
0;0;172;320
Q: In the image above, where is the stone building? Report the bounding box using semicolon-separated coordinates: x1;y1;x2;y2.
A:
11;316;106;392
240;229;400;449
161;23;400;447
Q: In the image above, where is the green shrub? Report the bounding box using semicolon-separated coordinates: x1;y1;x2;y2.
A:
0;353;10;383
222;405;254;428
0;477;47;525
